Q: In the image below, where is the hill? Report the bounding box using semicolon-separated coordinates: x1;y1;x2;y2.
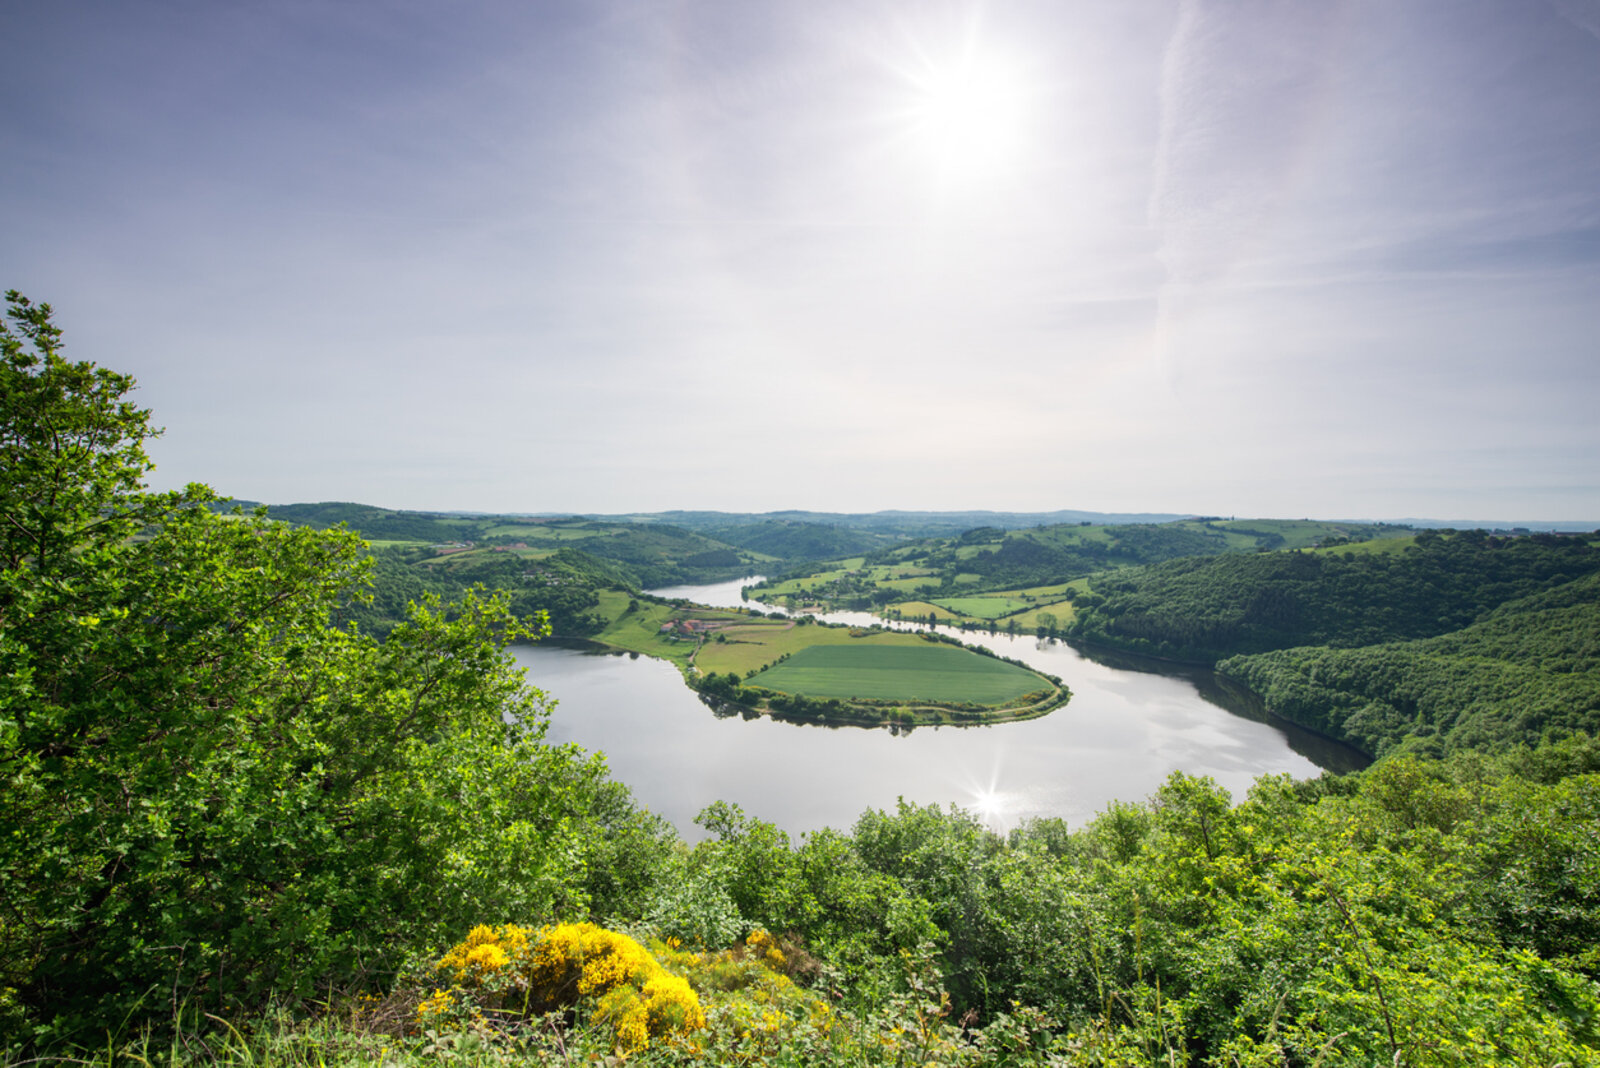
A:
1063;529;1600;661
1219;571;1600;757
748;517;1412;618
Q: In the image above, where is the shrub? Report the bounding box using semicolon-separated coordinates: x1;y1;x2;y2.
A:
429;922;704;1054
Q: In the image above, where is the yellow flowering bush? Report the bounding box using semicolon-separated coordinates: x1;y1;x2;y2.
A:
436;923;528;982
651;929;837;1062
745;928;786;971
427;921;704;1054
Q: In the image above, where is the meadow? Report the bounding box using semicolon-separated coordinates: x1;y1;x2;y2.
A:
928;594;1033;618
748;643;1049;704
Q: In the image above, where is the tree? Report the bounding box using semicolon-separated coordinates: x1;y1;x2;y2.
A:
0;294;612;1043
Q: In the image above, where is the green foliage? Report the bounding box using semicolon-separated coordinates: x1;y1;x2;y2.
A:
7;292;1598;1066
1219;570;1600;755
749;644;1049;704
0;295;660;1047
705;519;891;562
257;501;480;543
348;544;630;637
751;519;1408;618
1067;530;1600;662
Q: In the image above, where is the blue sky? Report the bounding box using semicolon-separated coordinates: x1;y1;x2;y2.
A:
5;1;1598;521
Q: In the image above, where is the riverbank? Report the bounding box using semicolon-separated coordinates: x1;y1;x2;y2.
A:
574;588;1068;728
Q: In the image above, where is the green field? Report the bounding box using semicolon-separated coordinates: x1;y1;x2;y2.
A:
930;595;1031;619
482;523;609;540
749;644;1047;705
1310;533;1419;556
884;600;964;622
1010;600;1077;631
878;576;942;593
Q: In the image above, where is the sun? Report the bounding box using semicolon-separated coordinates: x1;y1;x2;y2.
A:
971;789;1007;824
898;41;1030;189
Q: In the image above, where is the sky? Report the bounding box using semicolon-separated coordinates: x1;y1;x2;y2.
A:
4;0;1599;522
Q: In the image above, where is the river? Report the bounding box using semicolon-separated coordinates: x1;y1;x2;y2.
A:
509;576;1365;839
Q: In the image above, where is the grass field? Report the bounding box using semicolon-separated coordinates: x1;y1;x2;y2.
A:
1310;534;1418;556
878;576;942;593
1205;519;1412;550
419;546;557;569
754;569;854;597
884;600;964;622
930;595;1031;619
697;621;910;676
994;579;1093;600
1010;600;1078;630
589;595;759;670
749;644;1047;704
482;523;609;540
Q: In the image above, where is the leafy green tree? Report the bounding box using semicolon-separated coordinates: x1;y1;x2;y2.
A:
0;294;617;1043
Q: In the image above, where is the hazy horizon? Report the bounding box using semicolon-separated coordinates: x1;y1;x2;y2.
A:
233;498;1599;531
4;1;1597;520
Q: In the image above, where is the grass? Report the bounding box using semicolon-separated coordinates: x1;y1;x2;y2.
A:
883;600;964;622
994;578;1093;600
929;595;1031;619
696;621;915;677
749;643;1048;705
581;591;1065;722
1033;526;1115;548
1310;533;1419;556
587;595;790;673
877;576;941;593
481;523;608;540
754;569;854;597
1010;600;1077;631
1204;518;1413;551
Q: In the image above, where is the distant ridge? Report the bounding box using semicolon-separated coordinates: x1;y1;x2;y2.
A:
217;500;1594;534
1373;518;1598;533
595;508;1190;533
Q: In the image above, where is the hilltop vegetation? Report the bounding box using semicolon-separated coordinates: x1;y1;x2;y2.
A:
0;294;663;1046
1044;530;1600;758
1219;571;1600;757
4;293;1598;1066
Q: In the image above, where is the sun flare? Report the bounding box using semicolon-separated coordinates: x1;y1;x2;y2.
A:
901;46;1030;188
972;789;1006;823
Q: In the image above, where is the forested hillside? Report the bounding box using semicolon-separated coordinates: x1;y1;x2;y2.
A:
1218;572;1600;757
703;518;891;562
749;518;1411;614
344;545;638;637
1065;530;1600;661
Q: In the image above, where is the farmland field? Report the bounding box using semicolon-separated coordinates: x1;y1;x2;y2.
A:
930;595;1031;619
749;644;1048;705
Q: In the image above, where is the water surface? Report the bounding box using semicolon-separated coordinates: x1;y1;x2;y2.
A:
513;576;1363;838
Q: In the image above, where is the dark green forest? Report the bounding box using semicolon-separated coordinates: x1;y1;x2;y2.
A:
1058;534;1600;759
1065;531;1600;661
4;293;1598;1066
1218;572;1600;757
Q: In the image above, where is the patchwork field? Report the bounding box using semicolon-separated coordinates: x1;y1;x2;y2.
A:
749;644;1048;705
930;595;1032;619
1009;600;1078;631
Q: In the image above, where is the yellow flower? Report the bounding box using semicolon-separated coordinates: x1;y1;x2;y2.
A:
434;921;705;1054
